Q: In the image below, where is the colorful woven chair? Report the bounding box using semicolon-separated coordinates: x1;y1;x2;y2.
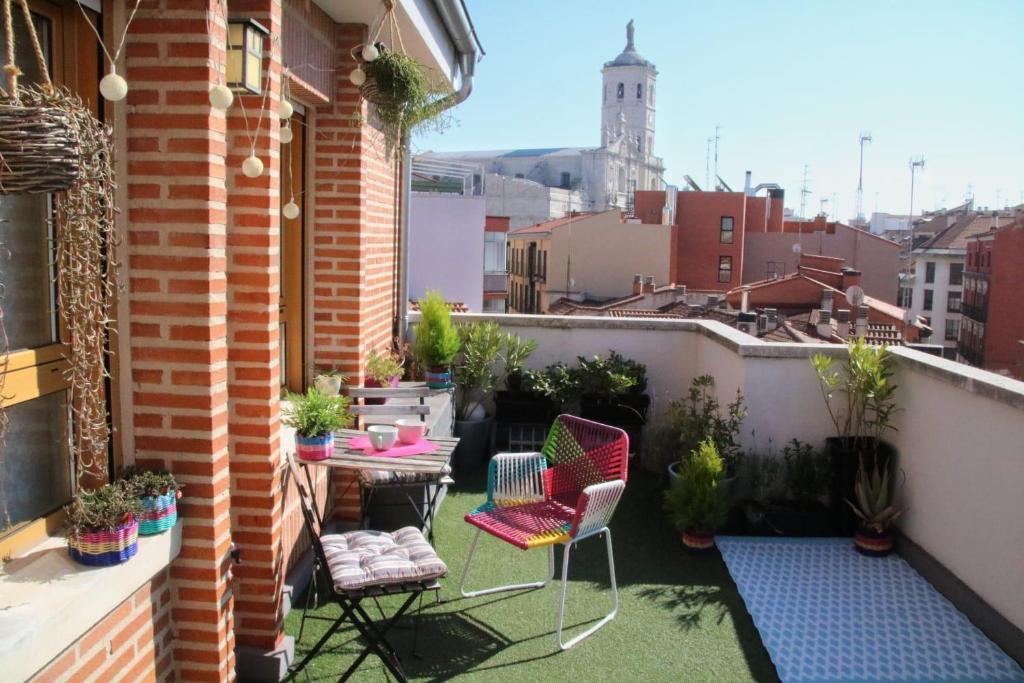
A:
460;414;629;650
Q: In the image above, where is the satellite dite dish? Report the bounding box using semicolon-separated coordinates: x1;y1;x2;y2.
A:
846;285;865;307
792;242;802;254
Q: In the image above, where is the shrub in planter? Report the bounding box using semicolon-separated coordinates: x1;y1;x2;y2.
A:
847;457;904;556
284;388;353;461
744;440;830;536
65;483;143;566
451;322;507;471
664;438;729;551
812;339;899;535
122;467;182;535
412;290;460;389
363;349;404;404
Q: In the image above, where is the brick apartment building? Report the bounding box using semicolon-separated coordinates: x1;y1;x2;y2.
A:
1;1;481;680
960;217;1024;378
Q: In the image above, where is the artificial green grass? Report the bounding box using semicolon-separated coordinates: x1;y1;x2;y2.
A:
285;468;779;682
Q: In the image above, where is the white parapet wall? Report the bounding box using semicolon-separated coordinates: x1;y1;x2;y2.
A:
420;312;1024;633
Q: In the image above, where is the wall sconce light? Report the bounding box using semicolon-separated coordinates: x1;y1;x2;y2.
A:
227;19;270;93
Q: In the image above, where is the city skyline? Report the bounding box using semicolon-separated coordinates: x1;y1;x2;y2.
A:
415;0;1024;219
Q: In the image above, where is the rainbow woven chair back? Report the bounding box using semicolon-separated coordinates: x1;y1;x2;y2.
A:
541;415;629;506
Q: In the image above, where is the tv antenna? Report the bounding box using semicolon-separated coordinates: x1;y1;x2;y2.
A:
705;137;712;190
799;164;811;219
908;156;926;225
713;125;721;189
855;131;872;223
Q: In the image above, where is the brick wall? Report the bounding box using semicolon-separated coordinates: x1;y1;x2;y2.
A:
31;571;174;682
125;1;236;678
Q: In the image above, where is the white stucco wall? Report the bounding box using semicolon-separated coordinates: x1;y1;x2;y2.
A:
408;194;486;310
908;251;963;353
483;174;584;229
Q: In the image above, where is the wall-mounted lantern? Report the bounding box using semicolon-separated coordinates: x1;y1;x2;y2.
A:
227;19;270;93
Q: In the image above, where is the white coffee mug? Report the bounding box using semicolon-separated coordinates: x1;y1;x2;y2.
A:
367;425;398;450
395;418;426;444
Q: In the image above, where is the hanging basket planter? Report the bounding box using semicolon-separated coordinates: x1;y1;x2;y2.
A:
0;98;81;194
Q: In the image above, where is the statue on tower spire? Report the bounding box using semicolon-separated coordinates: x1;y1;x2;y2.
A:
625;19;635;50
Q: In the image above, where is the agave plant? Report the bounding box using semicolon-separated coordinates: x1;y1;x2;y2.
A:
846;457;903;534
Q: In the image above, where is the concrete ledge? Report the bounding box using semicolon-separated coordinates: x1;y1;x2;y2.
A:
0;521;183;681
236;636;295;683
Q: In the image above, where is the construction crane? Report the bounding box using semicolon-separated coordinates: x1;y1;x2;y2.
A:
855;131;872;224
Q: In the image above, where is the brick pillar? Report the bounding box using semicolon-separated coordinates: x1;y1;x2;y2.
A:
126;1;235;679
224;0;288;672
312;24;400;519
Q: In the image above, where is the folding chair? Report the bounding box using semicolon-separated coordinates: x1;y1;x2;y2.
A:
460;415;629;650
286;456;447;682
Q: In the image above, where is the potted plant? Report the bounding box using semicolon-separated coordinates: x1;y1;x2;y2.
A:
411;290;461;389
451;321;505;471
364;349;404;405
122;467;182;535
744;440;830;536
812;338;899;535
847;457;904;556
313;367;346;396
66;482;143;566
283;388;353;461
664;438;729;551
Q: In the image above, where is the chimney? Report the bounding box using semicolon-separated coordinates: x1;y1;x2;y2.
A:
739;286;751;313
841;267;862;290
642;275;655;294
855;304;869;338
816;309;834;339
632;274;643;296
764;308;778;331
744;171;753;196
836;308;851;339
820;289;834;314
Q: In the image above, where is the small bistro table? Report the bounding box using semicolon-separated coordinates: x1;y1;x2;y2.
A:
297;428;458;543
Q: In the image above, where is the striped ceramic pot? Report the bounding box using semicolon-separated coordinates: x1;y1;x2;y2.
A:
138;489;179;535
681;528;716;551
296;432;334;461
854;528;895;557
424;366;452;389
68;517;139;567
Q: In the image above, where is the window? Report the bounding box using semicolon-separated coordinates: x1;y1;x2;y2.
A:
718;256;733;283
945;319;960;341
925;261;936;283
899;287;913;309
560;172;571;189
484;232;506;274
649;84;654;105
720;216;735;244
923;289;933;311
616;82;624;99
949;263;963;285
636;83;642;99
947;291;961;313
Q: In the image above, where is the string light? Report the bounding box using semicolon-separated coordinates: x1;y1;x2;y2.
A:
242;155;264;178
76;0;142;102
279;125;293;144
209;84;234;110
349;67;366;86
99;71;128;101
283;200;300;219
279;99;293;119
361;43;379;62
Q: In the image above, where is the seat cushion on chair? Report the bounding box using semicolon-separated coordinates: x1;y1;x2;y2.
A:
321;527;447;591
465;500;576;550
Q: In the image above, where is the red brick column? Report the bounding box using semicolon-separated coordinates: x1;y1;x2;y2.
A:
224;0;288;665
312;24;401;519
126;1;236;679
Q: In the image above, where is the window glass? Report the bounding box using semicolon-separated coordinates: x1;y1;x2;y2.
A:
718;256;732;283
949;263;963;285
484;232;506;273
923;289;933;311
925;261;936;283
947;291;961;312
616;82;623;99
720;216;734;244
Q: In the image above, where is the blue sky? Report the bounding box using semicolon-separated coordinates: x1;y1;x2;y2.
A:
415;0;1024;219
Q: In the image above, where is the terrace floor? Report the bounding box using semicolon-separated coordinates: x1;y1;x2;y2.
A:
286;468;779;681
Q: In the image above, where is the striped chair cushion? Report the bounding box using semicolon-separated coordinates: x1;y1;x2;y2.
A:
321;527;447;591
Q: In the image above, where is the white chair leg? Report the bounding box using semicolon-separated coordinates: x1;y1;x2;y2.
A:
556;528;619;650
460;528;555;598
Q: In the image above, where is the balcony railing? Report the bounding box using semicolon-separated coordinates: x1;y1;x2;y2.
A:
961;302;988;323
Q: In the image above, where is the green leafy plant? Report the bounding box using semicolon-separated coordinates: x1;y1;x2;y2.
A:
846;456;904;534
316;366;346;378
781;439;830;503
411;290;461;370
522;362;577;405
365;349;404;383
121;467;180;498
453;322;505;420
65;482;143;536
574;354;637;397
501;333;537;387
664;438;729;533
812;338;899;450
282;388;353;438
747;450;784;504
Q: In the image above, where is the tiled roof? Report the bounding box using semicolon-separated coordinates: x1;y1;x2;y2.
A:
408;299;470;313
918;214;1006;251
509;213;599;236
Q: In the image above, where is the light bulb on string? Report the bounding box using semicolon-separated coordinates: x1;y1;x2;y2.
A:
349;67;366;86
283;200;300;220
209;84;234;110
279;125;293;144
361;43;379;62
99;69;128;102
279;100;294;120
242;154;264;178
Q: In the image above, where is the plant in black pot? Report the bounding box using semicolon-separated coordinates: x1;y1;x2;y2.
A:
575;351;648;449
812;338;899;535
664;438;729;551
847;458;904;556
412;290;461;389
744;440;831;536
451;321;504;472
493;334;544;422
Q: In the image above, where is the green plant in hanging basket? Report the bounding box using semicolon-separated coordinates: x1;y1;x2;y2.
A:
360;49;451;156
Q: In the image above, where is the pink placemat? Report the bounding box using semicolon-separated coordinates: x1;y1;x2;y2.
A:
347;436;439;458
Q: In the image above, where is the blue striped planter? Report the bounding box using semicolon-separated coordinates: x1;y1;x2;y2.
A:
68;518;139;567
425;367;452;389
138;491;178;535
297;432;334;461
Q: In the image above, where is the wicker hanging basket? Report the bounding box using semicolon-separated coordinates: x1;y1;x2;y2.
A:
0;0;82;194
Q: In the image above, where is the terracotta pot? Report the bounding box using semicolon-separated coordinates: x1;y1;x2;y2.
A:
681;528;716;551
854;528;895;557
296;432;334;461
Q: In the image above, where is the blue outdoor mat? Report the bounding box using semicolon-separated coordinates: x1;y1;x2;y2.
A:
716;536;1024;683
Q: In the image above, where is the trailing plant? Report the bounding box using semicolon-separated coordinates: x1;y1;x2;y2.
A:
846;456;904;534
64;482;143;537
664;438;728;533
453;322;504;420
365;349;404;383
121;467;180;498
812;338;899;452
781;439;830;503
282;388;353;438
411;290;461;370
